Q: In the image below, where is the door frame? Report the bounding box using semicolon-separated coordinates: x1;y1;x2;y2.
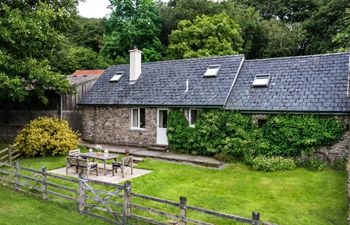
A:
156;108;169;145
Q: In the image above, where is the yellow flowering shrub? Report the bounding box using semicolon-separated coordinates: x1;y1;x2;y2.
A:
14;117;79;157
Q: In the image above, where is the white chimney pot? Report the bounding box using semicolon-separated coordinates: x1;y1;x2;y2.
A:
129;48;142;81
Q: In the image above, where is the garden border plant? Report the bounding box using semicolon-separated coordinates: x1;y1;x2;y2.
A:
167;109;346;171
14;116;79;157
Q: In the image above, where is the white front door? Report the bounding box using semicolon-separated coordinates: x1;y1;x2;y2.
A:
156;109;169;145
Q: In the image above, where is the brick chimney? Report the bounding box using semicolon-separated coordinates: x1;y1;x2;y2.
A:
129;47;142;81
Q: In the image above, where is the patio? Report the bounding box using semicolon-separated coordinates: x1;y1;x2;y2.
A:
49;163;152;185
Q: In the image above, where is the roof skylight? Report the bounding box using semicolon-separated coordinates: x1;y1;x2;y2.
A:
252;75;270;87
110;71;124;82
204;65;220;77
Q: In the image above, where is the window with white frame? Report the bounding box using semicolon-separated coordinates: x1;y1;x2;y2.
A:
204;65;220;77
131;108;145;129
189;109;199;127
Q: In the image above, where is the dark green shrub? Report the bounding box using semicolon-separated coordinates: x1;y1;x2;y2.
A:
261;115;345;157
167;110;346;161
249;156;296;172
14;117;79;157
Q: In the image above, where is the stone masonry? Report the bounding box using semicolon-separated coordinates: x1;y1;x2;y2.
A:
316;132;349;162
81;106;157;147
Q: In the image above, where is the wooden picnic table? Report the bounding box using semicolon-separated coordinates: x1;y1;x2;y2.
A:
79;152;119;176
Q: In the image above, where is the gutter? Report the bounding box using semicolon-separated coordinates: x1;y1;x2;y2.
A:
223;55;245;107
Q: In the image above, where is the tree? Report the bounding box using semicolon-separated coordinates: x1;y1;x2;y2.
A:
333;8;350;51
101;0;162;63
220;0;265;59
52;47;100;75
66;17;106;52
260;19;305;58
167;14;243;59
303;0;350;54
158;0;220;46
0;1;76;104
238;0;318;23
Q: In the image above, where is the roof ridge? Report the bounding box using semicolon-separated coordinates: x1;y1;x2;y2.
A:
110;54;245;67
245;52;350;62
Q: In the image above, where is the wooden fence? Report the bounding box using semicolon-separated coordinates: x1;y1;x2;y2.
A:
0;144;21;164
0;162;277;225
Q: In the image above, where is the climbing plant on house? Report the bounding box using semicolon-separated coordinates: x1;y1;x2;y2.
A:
167;110;346;162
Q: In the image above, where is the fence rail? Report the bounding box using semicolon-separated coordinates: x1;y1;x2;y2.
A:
0;162;277;225
0;144;21;164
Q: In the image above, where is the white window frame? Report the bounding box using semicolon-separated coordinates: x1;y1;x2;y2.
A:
204;65;221;77
130;108;145;130
189;109;199;127
252;74;270;87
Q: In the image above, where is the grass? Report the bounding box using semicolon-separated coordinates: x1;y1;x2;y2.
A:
11;154;347;225
0;141;347;225
0;185;108;225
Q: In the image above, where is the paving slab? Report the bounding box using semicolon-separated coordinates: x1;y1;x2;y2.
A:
49;163;152;185
81;142;223;168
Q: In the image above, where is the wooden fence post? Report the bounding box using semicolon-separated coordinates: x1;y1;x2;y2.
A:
252;211;260;225
42;167;48;200
78;177;86;214
8;145;12;164
179;197;187;225
14;161;19;190
123;181;132;225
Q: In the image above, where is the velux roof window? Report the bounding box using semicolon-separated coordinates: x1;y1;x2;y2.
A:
110;71;124;82
252;74;270;87
204;65;220;77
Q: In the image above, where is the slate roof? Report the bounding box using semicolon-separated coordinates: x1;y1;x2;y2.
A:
225;52;350;113
79;52;350;113
79;55;244;106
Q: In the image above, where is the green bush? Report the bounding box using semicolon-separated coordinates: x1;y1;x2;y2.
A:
249;156;296;172
261;115;345;157
167;110;346;161
14;117;79;157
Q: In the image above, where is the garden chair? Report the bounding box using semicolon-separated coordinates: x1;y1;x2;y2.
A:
66;156;79;175
68;149;81;158
112;156;133;178
76;158;98;178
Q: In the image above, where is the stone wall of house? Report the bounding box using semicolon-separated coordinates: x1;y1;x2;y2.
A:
315;132;349;162
81;106;157;147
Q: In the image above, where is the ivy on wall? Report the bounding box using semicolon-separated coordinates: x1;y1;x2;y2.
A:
167;110;346;160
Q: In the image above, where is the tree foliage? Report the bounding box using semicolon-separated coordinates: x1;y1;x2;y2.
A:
167;14;243;59
0;1;76;103
260;19;305;58
333;8;350;51
101;0;162;63
66;17;106;52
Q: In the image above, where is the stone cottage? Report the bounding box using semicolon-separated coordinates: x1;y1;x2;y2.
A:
79;49;350;152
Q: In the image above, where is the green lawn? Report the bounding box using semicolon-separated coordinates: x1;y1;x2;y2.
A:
11;154;347;225
0;186;107;225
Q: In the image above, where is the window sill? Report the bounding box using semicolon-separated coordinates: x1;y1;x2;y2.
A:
130;128;146;132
